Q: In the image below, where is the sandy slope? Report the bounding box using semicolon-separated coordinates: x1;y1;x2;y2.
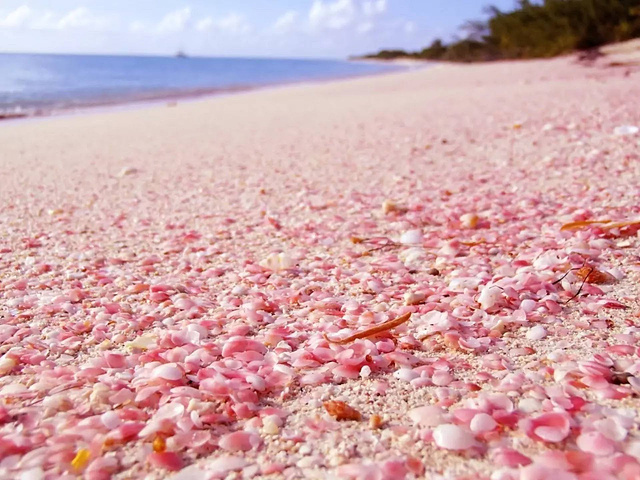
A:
1;57;640;479
601;38;640;66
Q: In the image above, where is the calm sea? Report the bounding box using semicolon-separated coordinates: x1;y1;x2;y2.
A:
0;53;403;118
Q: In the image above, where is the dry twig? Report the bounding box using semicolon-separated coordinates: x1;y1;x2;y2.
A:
323;312;411;345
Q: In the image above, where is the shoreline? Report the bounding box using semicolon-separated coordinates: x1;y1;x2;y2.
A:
349;56;435;66
0;61;410;124
5;39;638;124
0;84;267;124
1;55;640;480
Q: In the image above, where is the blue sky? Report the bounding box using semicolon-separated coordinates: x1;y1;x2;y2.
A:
0;0;517;58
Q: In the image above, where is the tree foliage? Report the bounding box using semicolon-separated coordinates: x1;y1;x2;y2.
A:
363;0;640;62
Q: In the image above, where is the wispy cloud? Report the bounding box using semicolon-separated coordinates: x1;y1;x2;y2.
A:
0;1;419;58
309;0;356;31
0;5;32;28
156;10;252;35
57;7;111;30
273;11;298;34
0;5;113;31
308;0;388;32
156;7;192;33
213;13;252;35
362;0;387;17
195;17;213;32
195;13;251;35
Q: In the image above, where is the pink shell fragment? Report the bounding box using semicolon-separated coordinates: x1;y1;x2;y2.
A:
523;412;571;443
576;431;616;456
222;337;267;357
207;456;250;479
492;448;532;467
337;463;384;480
433;424;475;450
218;431;261;452
594;418;627;442
152;363;183;381
470;413;497;434
408;406;446;428
147;452;183;471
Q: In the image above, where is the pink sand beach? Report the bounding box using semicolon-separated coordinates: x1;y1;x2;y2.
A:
1;54;640;479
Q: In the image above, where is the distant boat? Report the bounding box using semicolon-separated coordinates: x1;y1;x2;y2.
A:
175;51;188;59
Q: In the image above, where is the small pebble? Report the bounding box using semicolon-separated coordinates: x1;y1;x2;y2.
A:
400;229;423;245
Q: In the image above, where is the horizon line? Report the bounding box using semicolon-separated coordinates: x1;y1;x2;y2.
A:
0;50;351;62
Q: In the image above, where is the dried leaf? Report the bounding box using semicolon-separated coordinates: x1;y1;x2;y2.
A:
323;401;362;421
369;414;384;429
560;220;611;231
561;219;640;232
460;240;485;247
323;312;411;345
575;266;616;285
602;220;640;230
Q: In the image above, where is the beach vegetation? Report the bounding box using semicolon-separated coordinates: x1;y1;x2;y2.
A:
361;0;640;62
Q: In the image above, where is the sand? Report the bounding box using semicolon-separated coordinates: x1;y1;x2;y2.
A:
600;39;640;66
1;55;640;480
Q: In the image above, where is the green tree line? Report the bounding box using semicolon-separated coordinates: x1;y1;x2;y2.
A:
363;0;640;62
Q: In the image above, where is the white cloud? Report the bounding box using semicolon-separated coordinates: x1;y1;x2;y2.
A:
273;11;298;34
0;6;112;31
196;17;213;32
217;13;251;34
308;0;388;32
362;0;387;16
1;1;416;58
196;13;251;35
0;5;32;28
29;12;56;30
309;0;356;30
157;7;191;33
57;7;110;30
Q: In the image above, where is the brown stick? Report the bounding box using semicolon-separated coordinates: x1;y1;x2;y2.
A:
323;312;411;345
